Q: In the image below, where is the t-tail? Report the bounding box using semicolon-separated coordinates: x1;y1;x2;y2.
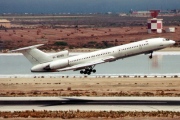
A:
12;44;69;71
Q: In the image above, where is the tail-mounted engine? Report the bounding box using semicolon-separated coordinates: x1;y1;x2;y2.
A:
31;59;69;72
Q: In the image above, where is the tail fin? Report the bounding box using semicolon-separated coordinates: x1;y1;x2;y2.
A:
12;44;53;65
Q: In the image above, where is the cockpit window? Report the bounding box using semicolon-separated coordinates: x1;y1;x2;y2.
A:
163;38;170;41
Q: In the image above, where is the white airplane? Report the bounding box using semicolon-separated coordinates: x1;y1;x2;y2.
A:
12;38;175;75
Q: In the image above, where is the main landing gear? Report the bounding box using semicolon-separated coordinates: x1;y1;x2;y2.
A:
80;66;96;75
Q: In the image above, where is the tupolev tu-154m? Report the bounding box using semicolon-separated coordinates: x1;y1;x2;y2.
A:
12;38;175;75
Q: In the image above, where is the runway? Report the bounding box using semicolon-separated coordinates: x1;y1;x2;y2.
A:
1;97;180;112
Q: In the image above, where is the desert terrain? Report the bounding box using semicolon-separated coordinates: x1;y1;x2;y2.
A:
0;26;179;52
0;15;180;51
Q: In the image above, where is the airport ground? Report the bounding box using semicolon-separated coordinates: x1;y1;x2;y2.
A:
0;71;180;119
1;111;180;120
0;77;180;97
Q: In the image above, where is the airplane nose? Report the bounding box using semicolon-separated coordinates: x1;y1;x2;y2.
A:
170;40;176;45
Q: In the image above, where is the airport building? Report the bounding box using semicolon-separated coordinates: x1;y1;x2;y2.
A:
130;11;151;17
0;19;11;28
130;9;180;17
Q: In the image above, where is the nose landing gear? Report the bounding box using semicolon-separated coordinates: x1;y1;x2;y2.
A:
149;52;153;59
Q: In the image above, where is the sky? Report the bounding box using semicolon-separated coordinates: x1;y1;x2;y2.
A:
0;0;180;14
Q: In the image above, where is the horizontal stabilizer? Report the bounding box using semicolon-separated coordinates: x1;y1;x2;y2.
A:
12;44;44;52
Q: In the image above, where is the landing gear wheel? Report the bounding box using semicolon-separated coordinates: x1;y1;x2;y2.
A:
92;69;96;73
149;52;153;59
82;66;96;75
149;55;152;59
80;70;84;74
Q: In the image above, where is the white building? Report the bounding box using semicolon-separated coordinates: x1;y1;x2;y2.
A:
0;19;11;28
130;11;151;17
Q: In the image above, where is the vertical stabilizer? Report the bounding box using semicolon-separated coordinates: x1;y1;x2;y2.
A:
12;44;53;65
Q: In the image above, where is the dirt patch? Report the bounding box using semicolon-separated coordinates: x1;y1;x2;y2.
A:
0;26;180;51
0;110;180;119
0;78;180;97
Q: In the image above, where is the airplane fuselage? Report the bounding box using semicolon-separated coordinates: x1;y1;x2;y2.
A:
68;39;158;66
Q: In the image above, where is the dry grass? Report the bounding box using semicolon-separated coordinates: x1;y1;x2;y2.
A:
0;110;180;119
0;78;180;97
0;26;180;50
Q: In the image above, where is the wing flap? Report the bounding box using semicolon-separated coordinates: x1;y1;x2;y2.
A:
59;60;105;71
102;56;115;62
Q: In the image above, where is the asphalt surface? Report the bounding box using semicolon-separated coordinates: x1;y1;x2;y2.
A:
0;97;180;111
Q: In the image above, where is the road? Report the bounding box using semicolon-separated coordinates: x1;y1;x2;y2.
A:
1;97;180;112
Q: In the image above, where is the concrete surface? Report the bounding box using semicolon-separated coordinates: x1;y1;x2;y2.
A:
0;97;180;112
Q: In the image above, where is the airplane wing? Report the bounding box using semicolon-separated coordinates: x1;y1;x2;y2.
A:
58;56;115;71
